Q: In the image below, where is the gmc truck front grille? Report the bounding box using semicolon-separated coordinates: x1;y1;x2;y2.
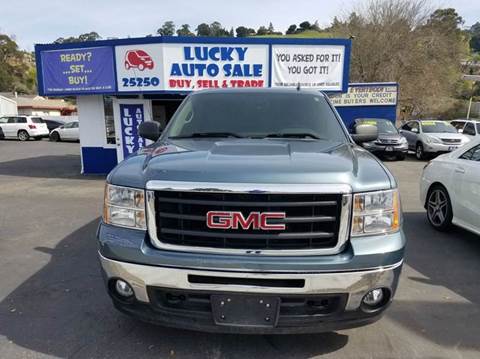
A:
152;191;343;251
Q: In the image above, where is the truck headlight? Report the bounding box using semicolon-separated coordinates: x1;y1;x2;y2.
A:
352;189;401;236
103;184;146;229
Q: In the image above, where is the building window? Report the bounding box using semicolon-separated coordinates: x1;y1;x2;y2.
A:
104;96;115;144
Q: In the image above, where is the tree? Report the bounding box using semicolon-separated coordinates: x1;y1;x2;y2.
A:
176;24;194;37
299;21;312;31
157;21;175;36
286;24;297;34
330;0;469;118
236;26;256;37
196;23;211;36
0;34;36;93
54;32;101;44
470;22;480;52
257;26;268;36
210;21;230;37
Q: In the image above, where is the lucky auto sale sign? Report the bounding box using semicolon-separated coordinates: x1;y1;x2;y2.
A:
162;43;268;90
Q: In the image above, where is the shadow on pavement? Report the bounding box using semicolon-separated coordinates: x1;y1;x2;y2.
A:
0;219;348;358
386;211;480;351
0;155;104;180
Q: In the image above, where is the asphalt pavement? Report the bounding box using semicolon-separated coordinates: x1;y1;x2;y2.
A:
0;139;479;359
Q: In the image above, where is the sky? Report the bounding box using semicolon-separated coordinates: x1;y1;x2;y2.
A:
1;0;479;51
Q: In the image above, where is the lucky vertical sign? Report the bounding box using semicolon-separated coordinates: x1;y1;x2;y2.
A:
119;104;145;159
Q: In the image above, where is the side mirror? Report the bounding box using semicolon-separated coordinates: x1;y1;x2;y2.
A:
351;124;378;144
138;121;162;141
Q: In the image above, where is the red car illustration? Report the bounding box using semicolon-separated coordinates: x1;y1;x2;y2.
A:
124;50;154;71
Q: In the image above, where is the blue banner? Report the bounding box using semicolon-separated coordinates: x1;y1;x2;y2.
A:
119;104;145;159
40;46;116;94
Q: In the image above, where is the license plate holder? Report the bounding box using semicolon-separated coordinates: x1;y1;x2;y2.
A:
448;146;458;151
211;294;280;327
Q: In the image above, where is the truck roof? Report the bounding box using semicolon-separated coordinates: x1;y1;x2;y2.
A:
190;88;326;97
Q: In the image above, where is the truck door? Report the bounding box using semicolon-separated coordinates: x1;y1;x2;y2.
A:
113;99;153;162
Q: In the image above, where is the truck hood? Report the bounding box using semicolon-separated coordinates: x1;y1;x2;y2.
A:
108;139;395;193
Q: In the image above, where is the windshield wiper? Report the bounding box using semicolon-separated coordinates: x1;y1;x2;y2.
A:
262;132;322;139
169;132;244;139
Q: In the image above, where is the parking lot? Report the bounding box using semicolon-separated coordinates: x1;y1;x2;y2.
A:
0;140;479;359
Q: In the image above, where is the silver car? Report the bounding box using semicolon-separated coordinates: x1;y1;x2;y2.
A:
399;120;470;160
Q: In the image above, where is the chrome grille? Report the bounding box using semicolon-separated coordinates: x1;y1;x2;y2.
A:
145;182;352;255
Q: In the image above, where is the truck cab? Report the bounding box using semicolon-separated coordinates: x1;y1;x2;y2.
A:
98;88;405;333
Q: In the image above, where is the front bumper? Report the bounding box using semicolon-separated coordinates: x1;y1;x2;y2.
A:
99;253;403;333
363;142;408;155
423;142;463;153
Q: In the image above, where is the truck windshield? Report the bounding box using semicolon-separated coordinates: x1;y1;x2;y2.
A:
166;92;348;142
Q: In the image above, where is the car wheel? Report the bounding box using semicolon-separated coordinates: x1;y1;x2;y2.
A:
426;185;453;231
50;131;60;142
125;61;130;70
18;130;30;141
138;63;145;71
416;143;425;160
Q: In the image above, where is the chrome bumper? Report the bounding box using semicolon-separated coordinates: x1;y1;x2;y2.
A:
99;253;403;312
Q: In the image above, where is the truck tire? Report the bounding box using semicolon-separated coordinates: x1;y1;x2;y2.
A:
426;184;453;231
18;130;30;141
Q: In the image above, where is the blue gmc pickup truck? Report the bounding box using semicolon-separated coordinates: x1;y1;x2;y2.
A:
98;88;405;333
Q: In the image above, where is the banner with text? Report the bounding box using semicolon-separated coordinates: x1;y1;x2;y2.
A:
328;85;398;106
119;103;145;158
41;46;115;95
271;45;345;91
115;44;164;92
163;43;268;91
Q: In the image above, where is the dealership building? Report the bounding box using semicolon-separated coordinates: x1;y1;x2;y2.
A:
35;36;398;174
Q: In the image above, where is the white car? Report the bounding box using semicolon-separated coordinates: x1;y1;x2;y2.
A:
399;120;470;160
49;120;79;142
0;115;49;141
450;119;480;139
420;137;480;235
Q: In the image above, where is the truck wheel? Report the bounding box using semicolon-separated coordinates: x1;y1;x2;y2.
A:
18;130;30;141
426;185;452;231
50;131;61;142
416;143;425;160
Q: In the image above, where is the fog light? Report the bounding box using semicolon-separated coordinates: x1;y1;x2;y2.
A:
115;279;134;298
363;288;384;306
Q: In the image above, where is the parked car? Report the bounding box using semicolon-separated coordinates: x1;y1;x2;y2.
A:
49;120;79;142
399;120;470;160
420;137;480;235
99;88;405;334
353;118;408;160
124;50;154;71
42;118;65;132
450;119;480;139
0;115;49;141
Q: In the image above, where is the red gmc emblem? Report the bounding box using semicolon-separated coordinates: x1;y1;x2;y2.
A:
206;211;286;230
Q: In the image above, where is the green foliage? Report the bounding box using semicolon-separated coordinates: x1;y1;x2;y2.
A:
235;26;256;38
195;22;232;37
176;24;195;37
54;32;101;44
469;22;480;52
157;21;175;36
0;34;36;93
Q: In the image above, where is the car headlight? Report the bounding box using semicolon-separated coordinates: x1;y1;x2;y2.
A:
352;189;401;236
424;136;440;144
103;184;146;229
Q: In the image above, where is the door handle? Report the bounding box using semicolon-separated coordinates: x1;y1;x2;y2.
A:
455;167;465;174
